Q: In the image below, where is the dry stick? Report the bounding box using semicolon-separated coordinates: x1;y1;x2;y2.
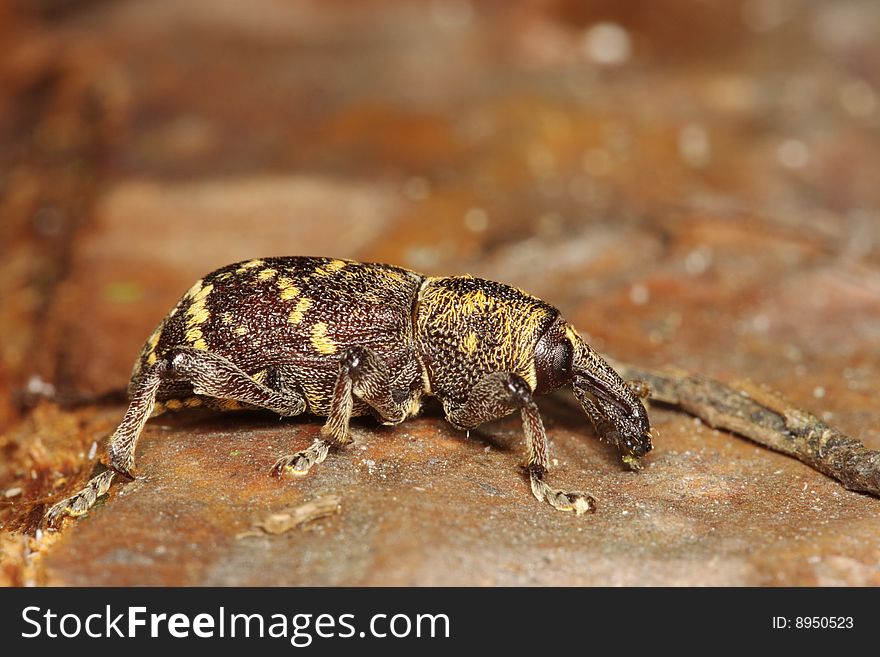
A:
611;361;880;497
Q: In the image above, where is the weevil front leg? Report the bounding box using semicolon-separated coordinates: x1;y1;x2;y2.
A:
47;348;306;528
521;401;595;514
273;346;410;477
445;372;595;515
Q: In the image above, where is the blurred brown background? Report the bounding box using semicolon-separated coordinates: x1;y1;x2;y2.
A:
1;0;878;585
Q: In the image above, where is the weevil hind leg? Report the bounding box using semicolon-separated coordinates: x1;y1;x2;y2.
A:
46;347;308;528
445;371;595;515
168;347;307;419
273;346;411;478
110;347;307;476
44;361;168;528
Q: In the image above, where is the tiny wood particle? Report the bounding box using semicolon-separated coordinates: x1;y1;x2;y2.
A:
47;256;653;526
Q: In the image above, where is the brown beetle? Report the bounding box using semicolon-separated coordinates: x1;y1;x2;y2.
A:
47;256;652;525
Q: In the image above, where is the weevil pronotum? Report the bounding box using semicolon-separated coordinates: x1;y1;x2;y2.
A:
46;256;653;525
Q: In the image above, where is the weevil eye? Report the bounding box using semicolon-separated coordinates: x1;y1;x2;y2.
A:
534;321;574;394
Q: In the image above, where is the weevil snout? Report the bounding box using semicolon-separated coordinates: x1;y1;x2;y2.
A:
603;402;653;457
620;428;653;458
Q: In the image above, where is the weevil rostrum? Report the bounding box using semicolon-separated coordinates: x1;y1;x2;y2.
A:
47;256;653;526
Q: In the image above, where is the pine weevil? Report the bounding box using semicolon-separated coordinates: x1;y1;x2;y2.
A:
47;256;653;526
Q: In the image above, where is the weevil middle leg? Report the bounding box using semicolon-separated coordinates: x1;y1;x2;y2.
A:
444;371;596;515
272;346;414;477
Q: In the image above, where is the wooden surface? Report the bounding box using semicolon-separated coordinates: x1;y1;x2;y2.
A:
1;0;879;586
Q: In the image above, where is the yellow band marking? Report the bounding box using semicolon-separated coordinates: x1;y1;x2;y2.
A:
310;322;338;355
326;259;347;272
461;331;478;356
288;297;312;325
235;259;265;274
185;279;204;299
186;283;214;328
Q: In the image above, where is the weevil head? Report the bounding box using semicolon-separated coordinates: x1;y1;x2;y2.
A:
535;319;653;466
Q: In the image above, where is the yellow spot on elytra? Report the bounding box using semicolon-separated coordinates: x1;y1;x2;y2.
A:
235;259;265;274
186;301;210;326
186;283;214;328
310;322;338;355
276;276;300;300
185;279;204;299
257;268;278;281
143;326;162;366
234;325;248;336
288;297;312;325
221;312;234;325
192;283;213;303
461;331;478;356
146;327;162;349
326;259;347;272
252;369;268;384
312;260;346;277
186;327;209;351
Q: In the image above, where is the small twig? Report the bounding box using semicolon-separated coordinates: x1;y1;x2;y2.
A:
611;361;880;497
236;495;342;538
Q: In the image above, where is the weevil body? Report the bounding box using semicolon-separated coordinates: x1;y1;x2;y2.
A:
47;256;652;525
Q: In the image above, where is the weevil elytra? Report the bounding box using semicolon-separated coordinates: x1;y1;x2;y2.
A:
47;256;652;525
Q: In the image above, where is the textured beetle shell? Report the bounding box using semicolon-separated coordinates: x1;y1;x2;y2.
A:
414;276;558;404
130;256;567;419
133;257;424;416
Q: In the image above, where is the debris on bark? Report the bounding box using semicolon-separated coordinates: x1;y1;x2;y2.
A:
613;361;880;497
237;495;342;538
